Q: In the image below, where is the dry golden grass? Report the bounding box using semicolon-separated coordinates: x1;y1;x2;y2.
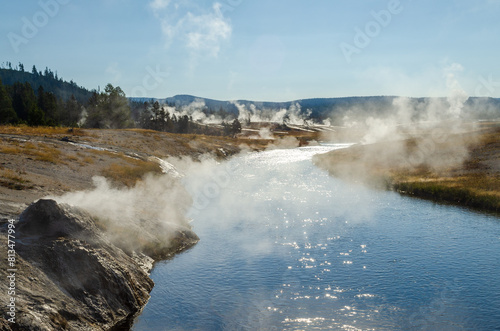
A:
24;142;37;149
393;171;500;212
66;154;79;162
0;125;87;137
0;140;63;164
101;158;163;187
88;149;112;157
0;145;22;154
397;174;500;196
393;177;500;212
0;167;32;190
126;128;159;135
82;156;95;164
34;146;63;164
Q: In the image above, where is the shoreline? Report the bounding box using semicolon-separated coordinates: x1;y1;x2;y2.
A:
1;125;303;330
391;180;499;214
2;122;497;329
0;199;199;330
313;122;500;214
0;126;264;330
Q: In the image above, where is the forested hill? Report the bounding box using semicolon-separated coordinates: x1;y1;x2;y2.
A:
0;65;131;128
0;67;93;104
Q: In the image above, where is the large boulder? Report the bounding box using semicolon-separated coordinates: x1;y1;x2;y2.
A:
0;199;197;330
17;199;101;240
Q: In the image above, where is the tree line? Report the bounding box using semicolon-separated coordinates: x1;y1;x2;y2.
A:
0;78;129;128
0;64;241;137
0;63;93;104
133;100;241;137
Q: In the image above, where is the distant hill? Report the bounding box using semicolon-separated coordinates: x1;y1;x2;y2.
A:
0;68;94;104
131;95;240;114
129;95;398;118
130;95;500;122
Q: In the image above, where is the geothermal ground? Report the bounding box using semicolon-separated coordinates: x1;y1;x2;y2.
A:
0;122;498;329
314;120;500;213
0;126;274;218
0;122;498;218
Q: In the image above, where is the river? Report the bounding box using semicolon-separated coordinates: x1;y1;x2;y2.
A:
133;144;500;330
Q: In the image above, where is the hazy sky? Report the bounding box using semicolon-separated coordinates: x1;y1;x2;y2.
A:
2;0;500;101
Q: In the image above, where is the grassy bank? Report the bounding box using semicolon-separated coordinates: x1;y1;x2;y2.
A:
313;122;500;213
392;176;499;212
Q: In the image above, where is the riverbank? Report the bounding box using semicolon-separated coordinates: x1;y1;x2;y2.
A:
0;126;279;330
0;124;324;329
0;126;277;218
313;121;500;213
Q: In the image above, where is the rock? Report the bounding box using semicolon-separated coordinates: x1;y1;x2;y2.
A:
0;199;199;330
61;136;76;143
17;199;98;240
96;215;199;262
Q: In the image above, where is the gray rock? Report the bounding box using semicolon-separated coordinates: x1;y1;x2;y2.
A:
0;199;199;330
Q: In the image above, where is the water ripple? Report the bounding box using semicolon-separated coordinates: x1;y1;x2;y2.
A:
133;145;500;331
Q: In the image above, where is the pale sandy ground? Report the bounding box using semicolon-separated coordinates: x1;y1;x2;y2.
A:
0;128;255;219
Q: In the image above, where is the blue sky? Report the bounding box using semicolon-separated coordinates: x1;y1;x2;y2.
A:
1;0;500;101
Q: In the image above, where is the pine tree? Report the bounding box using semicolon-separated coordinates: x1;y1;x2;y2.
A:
37;86;59;126
61;95;82;127
0;78;18;124
83;84;132;129
11;82;38;123
231;118;242;137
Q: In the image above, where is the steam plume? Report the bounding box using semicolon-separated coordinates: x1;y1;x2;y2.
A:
318;63;479;180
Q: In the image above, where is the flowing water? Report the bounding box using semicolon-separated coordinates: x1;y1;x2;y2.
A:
133;144;500;330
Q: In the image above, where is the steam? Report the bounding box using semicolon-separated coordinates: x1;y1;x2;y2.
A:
235;101;312;126
445;63;468;118
318;63;479;180
48;114;305;253
257;127;273;140
49;63;485;257
152;99;319;139
268;136;301;149
51;171;193;253
162;99;231;124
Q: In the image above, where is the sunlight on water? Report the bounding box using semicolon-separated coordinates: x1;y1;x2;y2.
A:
133;144;500;331
246;143;353;165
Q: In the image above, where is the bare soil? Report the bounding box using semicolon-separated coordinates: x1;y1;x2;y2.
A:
0;126;273;218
